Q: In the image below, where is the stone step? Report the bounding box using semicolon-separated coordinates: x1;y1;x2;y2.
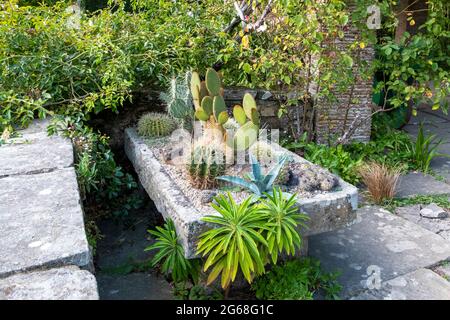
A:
350;268;450;300
0;120;73;178
0;266;98;300
0;168;91;278
395;172;450;198
309;206;450;299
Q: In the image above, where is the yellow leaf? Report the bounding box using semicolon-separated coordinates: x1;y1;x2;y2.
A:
432;104;440;111
241;35;250;49
412;109;417;116
359;42;366;49
409;20;415;26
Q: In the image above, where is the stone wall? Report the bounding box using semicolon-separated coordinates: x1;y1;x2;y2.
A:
314;24;375;144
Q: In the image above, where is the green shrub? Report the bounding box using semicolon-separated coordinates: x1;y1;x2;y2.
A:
303;144;363;185
252;258;342;300
198;188;308;291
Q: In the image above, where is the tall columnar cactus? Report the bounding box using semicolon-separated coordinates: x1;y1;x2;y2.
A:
188;143;226;189
191;68;261;151
159;71;194;130
137;112;177;137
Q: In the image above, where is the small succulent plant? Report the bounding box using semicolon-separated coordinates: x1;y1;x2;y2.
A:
188;143;226;189
217;154;289;197
137;112;177;137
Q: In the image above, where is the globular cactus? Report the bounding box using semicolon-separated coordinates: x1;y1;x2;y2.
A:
188;143;226;189
160;72;194;130
137;112;177;137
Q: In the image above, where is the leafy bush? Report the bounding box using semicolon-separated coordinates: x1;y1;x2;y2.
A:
284;124;445;185
48;114;136;200
145;219;200;284
0;1;228;132
252;258;342;300
303;144;363;185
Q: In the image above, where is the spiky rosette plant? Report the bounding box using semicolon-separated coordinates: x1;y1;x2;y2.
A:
188;142;226;189
137;112;177;137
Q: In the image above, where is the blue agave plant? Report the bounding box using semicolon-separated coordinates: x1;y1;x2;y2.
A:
217;154;289;198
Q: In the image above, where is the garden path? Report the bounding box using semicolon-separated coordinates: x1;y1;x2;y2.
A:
310;108;450;300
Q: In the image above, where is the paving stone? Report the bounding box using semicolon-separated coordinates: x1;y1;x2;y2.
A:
0;266;98;300
0;131;73;177
350;268;450;300
395;205;450;240
309;206;450;298
0;168;91;278
97;273;173;300
395;172;450;198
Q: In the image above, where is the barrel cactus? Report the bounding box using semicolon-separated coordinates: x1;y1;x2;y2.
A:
137;112;177;137
188;143;226;189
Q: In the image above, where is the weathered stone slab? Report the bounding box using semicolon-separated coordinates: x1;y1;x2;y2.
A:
125;128;358;258
0;168;91;278
309;206;450;298
0;127;73;177
350;268;450;300
396;205;450;241
0;266;98;300
420;203;448;219
396;172;450;198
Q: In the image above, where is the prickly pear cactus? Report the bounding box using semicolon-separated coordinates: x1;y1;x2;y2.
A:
190;68;261;152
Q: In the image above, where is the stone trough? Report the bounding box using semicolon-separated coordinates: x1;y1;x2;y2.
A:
125;128;358;258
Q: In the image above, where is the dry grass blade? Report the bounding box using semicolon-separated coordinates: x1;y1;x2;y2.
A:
358;162;401;204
